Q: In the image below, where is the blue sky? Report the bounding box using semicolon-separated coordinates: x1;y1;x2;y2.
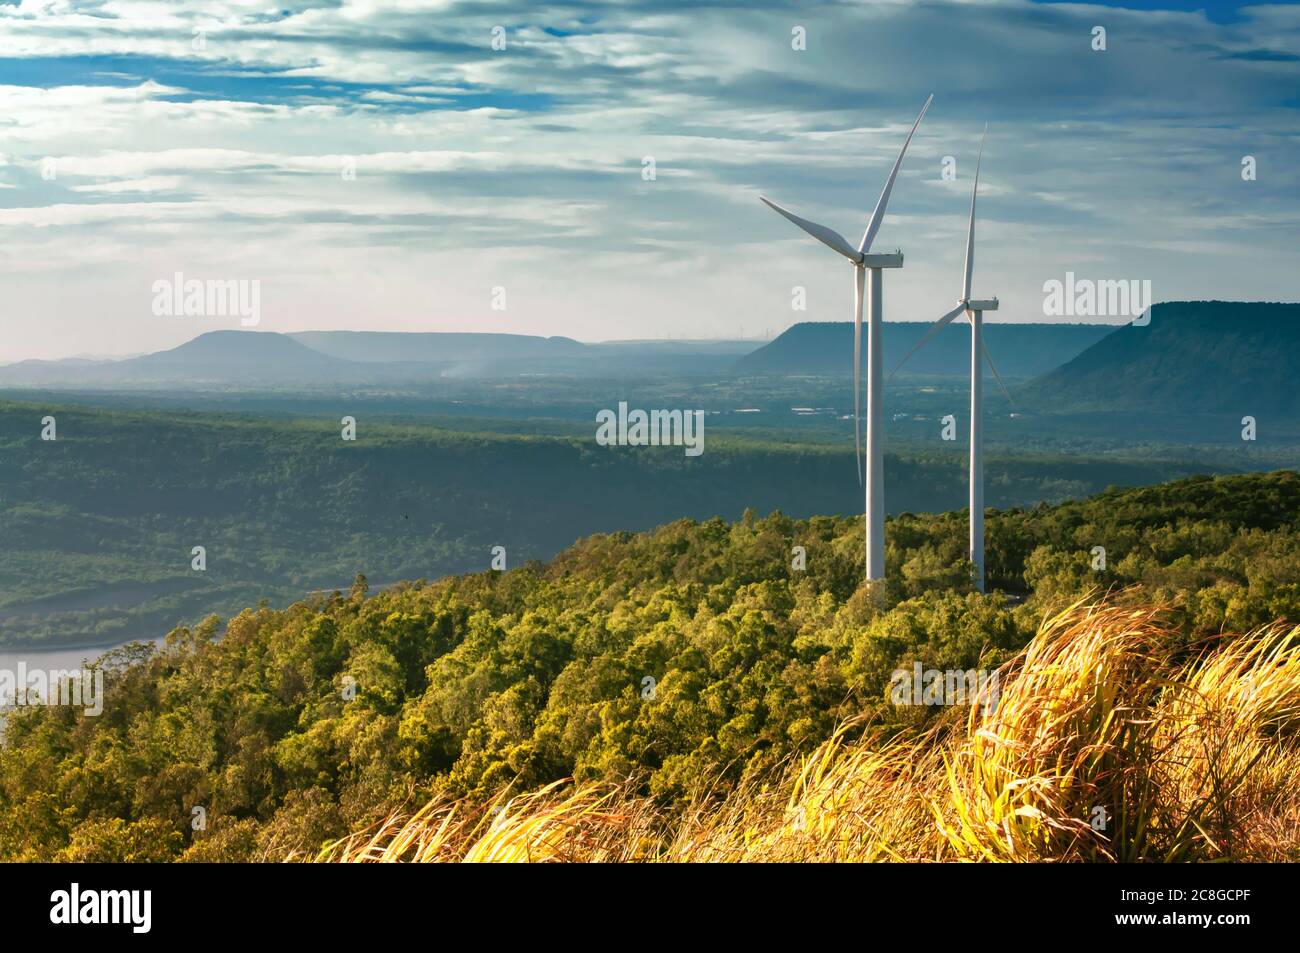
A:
1034;0;1253;24
1;0;1297;361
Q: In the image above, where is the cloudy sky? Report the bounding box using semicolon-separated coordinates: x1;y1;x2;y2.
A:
1;0;1297;361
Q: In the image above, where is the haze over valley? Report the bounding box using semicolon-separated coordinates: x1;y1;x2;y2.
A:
2;300;1295;650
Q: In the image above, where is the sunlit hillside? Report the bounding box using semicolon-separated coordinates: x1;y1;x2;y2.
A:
1;471;1296;862
319;601;1300;863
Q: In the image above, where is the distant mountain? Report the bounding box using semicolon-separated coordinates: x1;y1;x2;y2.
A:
737;322;1114;378
290;331;588;364
0;330;762;388
589;340;755;355
140;330;351;377
287;332;761;378
0;331;357;385
1019;301;1300;416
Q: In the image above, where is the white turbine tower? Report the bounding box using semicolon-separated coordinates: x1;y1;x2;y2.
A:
891;126;1012;592
760;94;932;582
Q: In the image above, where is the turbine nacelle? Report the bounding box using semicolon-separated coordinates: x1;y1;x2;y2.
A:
755;201;907;270
860;252;904;269
948;297;997;315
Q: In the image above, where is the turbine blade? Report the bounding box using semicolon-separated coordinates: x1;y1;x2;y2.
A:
853;267;864;486
889;303;966;378
982;336;1016;409
962;124;987;303
759;197;860;262
858;94;933;254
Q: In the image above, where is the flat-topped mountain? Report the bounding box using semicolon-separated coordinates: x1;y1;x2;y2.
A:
289;330;588;363
1019;301;1300;416
0;331;354;385
736;321;1113;378
0;330;753;386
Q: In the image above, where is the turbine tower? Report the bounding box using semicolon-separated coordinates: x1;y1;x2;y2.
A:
760;94;932;582
890;126;1012;592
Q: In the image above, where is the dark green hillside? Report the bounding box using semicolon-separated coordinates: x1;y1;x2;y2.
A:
0;398;1240;648
737;321;1113;377
0;470;1296;861
1020;301;1300;415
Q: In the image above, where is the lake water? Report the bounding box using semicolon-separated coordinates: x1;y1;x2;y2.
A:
0;638;161;675
0;578;378;705
0;637;163;709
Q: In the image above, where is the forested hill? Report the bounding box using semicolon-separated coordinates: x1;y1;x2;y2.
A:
737;321;1113;377
288;330;587;363
0;398;1232;649
1019;301;1300;415
1;470;1296;861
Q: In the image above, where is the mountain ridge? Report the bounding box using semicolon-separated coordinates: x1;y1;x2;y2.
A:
0;330;758;385
289;330;588;363
1019;301;1300;415
736;321;1116;378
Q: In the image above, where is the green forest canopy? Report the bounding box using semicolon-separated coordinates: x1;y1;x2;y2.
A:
0;397;1269;648
1;470;1297;861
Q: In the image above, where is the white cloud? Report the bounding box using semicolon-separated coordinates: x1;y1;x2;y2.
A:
0;0;1297;360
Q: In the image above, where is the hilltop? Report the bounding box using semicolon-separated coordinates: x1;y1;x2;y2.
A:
0;331;361;386
736;321;1113;378
0;331;757;387
1019;301;1300;415
288;330;586;363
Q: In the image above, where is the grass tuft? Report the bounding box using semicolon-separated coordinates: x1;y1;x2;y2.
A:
316;599;1300;863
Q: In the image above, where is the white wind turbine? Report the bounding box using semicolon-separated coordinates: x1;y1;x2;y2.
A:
891;125;1011;592
760;94;932;582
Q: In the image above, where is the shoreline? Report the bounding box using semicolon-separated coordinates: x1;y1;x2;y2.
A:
0;579;399;658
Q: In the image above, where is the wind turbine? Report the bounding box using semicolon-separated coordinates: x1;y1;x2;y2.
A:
890;125;1011;592
760;94;932;583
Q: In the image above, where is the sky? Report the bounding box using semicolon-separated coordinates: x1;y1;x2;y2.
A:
0;0;1297;362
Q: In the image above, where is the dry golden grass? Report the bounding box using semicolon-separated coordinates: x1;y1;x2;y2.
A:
315;599;1300;863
